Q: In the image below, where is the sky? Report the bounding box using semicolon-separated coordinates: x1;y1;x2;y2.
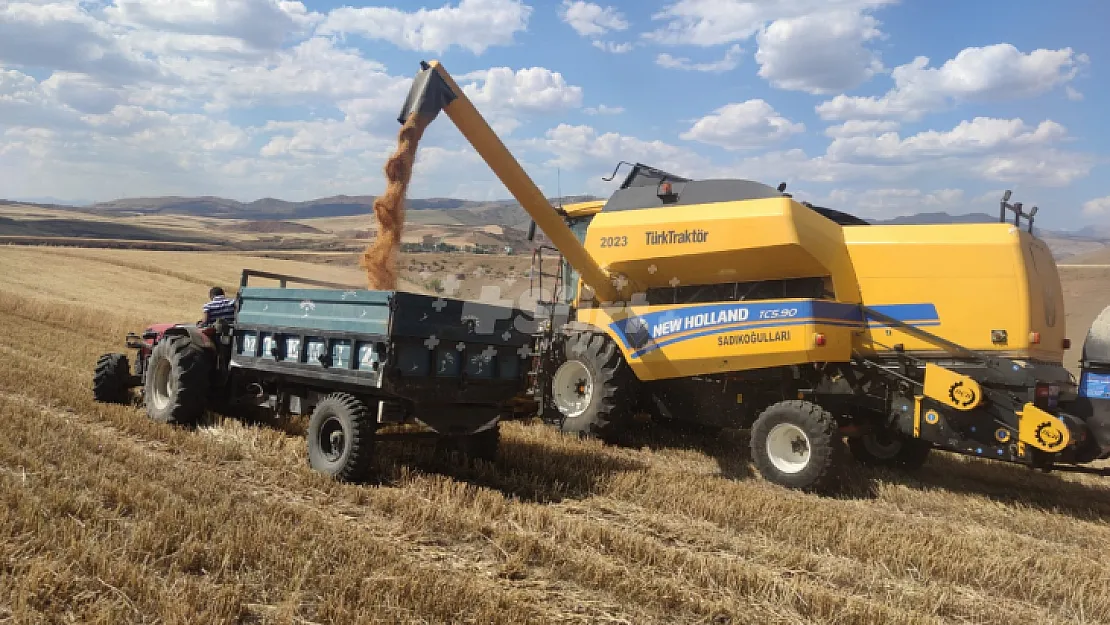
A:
0;0;1107;229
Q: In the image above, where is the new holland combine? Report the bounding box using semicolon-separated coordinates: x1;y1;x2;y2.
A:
397;60;1110;491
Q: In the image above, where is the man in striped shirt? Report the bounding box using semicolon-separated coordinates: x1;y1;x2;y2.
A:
201;287;237;326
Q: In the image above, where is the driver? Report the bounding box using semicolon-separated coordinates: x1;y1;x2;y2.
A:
201;286;236;326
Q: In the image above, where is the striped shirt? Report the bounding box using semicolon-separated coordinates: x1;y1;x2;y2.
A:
202;295;236;323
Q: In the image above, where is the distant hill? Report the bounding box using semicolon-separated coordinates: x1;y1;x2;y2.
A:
82;194;599;225
869;211;998;226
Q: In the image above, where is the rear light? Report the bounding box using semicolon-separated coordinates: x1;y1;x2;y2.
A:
1029;331;1041;344
1063;338;1071;349
814;333;826;346
1035;385;1050;398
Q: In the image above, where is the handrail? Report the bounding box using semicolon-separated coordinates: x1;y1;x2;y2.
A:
239;269;362;291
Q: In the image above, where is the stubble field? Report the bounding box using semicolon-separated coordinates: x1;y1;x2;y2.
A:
2;245;1110;625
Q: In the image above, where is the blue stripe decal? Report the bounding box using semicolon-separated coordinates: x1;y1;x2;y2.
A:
606;300;941;359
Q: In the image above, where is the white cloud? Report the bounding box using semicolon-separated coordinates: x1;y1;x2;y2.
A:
528;123;707;174
592;40;634;53
559;1;627;37
40;71;124;114
680;99;804;149
816;43;1088;121
316;0;531;55
0;1;159;84
825;117;1069;164
823;119;900;138
656;44;743;73
460;66;583;113
645;0;896;46
819;187;966;218
1066;85;1084;101
1082;197;1110;217
755;10;884;94
584;104;624;115
106;0;320;50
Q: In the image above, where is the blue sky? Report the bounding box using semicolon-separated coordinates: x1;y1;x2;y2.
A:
0;0;1106;229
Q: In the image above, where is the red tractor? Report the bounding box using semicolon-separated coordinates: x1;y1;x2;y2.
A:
93;321;233;425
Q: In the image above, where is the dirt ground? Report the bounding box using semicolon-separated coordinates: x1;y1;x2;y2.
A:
1;245;1109;625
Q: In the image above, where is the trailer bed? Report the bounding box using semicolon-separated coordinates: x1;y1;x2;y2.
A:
228;270;536;434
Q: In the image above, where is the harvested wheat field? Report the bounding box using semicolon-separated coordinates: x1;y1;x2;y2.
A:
2;245;1110;625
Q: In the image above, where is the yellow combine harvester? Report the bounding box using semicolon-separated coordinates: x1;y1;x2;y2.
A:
399;60;1110;491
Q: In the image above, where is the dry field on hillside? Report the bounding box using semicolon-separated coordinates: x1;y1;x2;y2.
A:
2;246;1110;624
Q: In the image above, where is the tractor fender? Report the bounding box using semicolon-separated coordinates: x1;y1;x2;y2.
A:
161;325;216;351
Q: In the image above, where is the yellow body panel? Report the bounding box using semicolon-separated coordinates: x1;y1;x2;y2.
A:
1017;404;1070;452
570;213;1065;377
562;200;605;218
922;363;984;410
844;223;1065;362
584;197;861;304
575;298;857;381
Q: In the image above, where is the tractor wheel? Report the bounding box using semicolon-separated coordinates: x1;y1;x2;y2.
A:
549;331;637;442
307;393;376;482
750;400;843;493
145;336;211;426
848;429;932;470
93;352;132;405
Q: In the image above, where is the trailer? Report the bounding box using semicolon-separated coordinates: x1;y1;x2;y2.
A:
93;269;537;480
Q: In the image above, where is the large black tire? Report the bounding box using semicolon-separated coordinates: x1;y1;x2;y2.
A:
848;430;932;470
750;400;843;493
549;331;637;441
307;393;376;482
144;336;212;426
93;353;132;405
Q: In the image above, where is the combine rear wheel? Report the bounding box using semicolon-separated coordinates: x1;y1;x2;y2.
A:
145;336;211;426
307;393;376;482
549;331;636;442
750;400;843;493
93;353;133;405
848;430;932;470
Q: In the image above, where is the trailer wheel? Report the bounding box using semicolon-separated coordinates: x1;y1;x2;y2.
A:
93;352;132;405
307;393;376;482
848;430;932;470
145;336;211;426
750;400;843;493
550;331;636;441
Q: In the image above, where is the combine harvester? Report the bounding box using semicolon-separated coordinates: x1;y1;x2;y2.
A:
394;60;1110;491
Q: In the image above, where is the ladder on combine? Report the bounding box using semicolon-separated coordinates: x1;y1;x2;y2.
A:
526;244;566;412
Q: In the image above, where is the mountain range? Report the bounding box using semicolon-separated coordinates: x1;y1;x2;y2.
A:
4;195;1105;243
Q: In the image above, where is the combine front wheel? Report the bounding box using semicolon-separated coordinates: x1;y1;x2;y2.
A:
750;400;843;493
550;331;636;442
